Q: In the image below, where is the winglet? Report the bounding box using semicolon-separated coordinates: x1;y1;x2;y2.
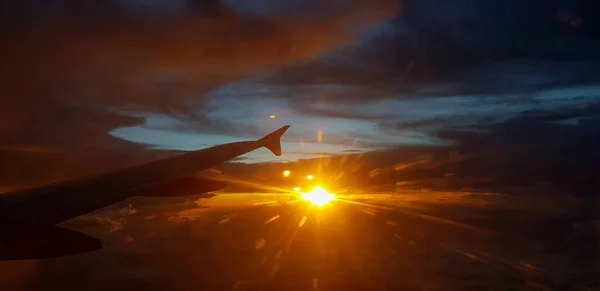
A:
258;125;290;156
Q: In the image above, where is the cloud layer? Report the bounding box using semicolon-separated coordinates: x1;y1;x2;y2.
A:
0;0;398;185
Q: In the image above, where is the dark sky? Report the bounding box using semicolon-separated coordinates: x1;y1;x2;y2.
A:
1;0;600;186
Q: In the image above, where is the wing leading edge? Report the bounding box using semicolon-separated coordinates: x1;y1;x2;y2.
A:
1;125;290;260
0;125;291;226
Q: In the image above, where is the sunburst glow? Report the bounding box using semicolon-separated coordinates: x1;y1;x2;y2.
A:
301;186;335;206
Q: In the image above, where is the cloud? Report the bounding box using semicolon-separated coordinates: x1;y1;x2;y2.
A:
171;206;212;222
407;104;600;195
64;216;124;234
116;204;139;217
203;1;596;155
263;1;600;104
1;0;399;114
216;99;600;196
436;102;600;148
290;100;400;120
0;112;177;187
0;0;399;184
124;235;135;243
0;146;60;154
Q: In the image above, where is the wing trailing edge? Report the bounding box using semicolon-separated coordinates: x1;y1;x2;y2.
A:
258;125;290;156
0;225;102;260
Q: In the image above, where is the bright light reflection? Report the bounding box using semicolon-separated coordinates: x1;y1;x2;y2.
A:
293;187;301;191
283;170;291;177
307;174;313;180
301;186;335;206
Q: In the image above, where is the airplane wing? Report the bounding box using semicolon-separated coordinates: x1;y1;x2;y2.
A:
0;125;289;260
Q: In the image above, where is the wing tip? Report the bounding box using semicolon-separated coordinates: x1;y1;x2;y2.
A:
258;125;290;156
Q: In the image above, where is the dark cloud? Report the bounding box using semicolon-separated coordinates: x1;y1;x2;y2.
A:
0;0;399;185
216;101;600;196
139;113;266;139
1;0;399;115
437;103;600;149
406;104;600;195
134;1;600;198
290;100;399;120
229;0;600;164
4;0;599;194
384;115;492;131
267;0;600;102
516;103;600;123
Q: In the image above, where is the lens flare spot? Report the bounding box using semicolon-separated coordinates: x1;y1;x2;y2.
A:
317;129;323;143
255;238;266;250
301;186;335;206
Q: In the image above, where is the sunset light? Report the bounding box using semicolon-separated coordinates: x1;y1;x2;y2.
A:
301;186;335;206
3;0;595;289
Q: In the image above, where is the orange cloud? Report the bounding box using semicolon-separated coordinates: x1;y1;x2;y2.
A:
0;1;399;186
2;0;399;113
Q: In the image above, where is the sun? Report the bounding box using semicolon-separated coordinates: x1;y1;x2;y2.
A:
300;186;335;206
